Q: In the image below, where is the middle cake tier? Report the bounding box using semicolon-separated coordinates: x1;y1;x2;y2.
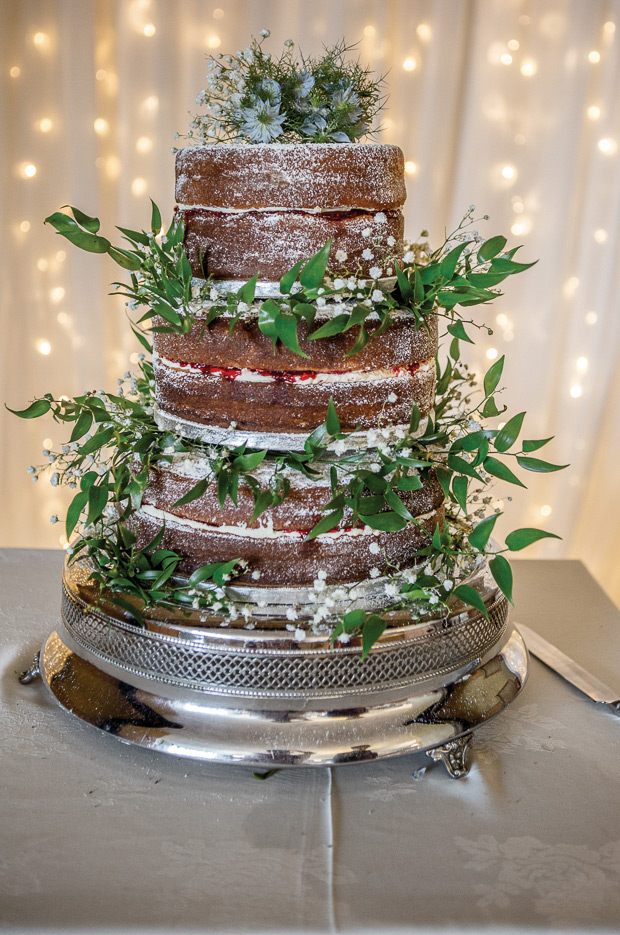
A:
133;453;444;588
153;308;438;446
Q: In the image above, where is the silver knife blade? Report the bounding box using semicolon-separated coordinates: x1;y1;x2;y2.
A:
517;622;620;713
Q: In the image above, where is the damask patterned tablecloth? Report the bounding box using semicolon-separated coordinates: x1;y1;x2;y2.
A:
1;549;619;934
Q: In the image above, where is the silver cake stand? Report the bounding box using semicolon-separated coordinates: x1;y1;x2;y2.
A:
24;560;528;778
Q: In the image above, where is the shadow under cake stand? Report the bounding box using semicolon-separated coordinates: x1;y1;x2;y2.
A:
24;560;528;778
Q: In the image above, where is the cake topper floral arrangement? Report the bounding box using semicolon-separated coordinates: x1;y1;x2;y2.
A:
9;33;567;657
180;30;384;144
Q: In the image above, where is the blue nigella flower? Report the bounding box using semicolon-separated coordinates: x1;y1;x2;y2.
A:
255;78;282;105
240;101;286;142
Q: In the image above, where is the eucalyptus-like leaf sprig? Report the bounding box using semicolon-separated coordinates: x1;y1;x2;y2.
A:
181;32;385;145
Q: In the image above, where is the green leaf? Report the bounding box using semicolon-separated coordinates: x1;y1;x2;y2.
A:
394;262;413;301
447;453;483;481
62;205;100;233
489;554;514;604
505;528;561;551
6;399;51;419
325;396;340;436
494;411;526;452
342;609;366;632
482;395;504;418
187;558;239;587
468;513;500;551
80;426;115;456
150;199;162;233
276;313;309;358
279;259;306;295
483;456;526;487
108;246;142;271
522;436;554;453
384;489;413;521
516;456;568;473
66;490;88;539
478;235;507;262
361;614;387;660
86;483;109;526
305;508;343;541
172;478;209;507
237;274;258;305
435;465;453;498
452;475;468;513
396;474;423;492
439;242;468;280
117;225;150;247
70;410;93;442
409;402;420;434
234;450;267;472
362;511;407;532
299;239;332;290
453;584;489;620
56;228;111;254
447;320;475;344
346;324;369;356
483;355;505;398
308;314;350;340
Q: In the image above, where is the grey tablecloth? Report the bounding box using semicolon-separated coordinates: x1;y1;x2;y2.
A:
1;550;619;934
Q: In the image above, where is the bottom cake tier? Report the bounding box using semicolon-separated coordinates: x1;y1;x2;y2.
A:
34;558;528;777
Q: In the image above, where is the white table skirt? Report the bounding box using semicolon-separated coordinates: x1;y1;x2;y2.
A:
1;549;619;934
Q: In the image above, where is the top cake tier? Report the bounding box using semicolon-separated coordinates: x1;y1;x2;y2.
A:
175;143;406;281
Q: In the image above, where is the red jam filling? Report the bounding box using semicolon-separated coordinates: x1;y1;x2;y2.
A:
173;362;420;381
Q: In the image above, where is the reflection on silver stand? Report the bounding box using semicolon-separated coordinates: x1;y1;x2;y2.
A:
27;559;528;779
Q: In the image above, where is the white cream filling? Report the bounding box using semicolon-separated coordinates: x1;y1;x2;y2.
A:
176;203;392;216
156;356;430;384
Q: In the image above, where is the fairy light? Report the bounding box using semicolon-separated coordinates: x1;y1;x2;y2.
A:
95;69;107;81
142;95;159;114
519;14;530;25
10;66;21;77
105;156;121;180
57;312;71;325
603;21;616;34
540;505;552;517
511;218;532;236
94;118;109;135
520;60;537;76
570;385;583;398
511;197;524;213
416;24;432;41
20;221;31;233
136;136;153;153
207;35;221;49
33;32;49;48
576;356;589;372
563;276;579;298
38;118;53;132
594;228;608;244
501;165;516;179
598;138;617;154
143;23;156;37
363;25;376;38
404;160;418;175
588;50;601;63
50;287;65;303
585;311;598;325
486;347;498;360
508;39;520;51
495;313;509;327
22;163;37;178
37;340;51;356
587;105;601;119
37;258;48;272
402;57;417;71
131;177;148;197
500;53;513;65
56;250;66;262
43;437;53;449
130;352;141;364
213;7;224;17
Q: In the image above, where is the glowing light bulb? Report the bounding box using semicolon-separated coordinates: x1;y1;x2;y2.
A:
576;357;589;372
603;21;616;34
94;117;109;135
33;32;49;48
131;177;148;197
404;160;418;175
207;34;221;49
511;219;532;236
588;50;601;63
416;24;431;41
56;250;66;262
38;117;53;133
495;313;509;327
363;25;376;38
598;137;617;154
143;23;156;37
105;155;120;180
213;7;224;17
570;385;583;398
21;163;37;178
512;197;524;213
486;347;498;360
594;228;608;244
95;69;107;81
587;105;601;120
136;136;153;154
520;59;537;76
142;95;159;114
540;505;552;517
57;312;71;325
50;287;65;303
20;221;31;233
508;39;520;50
500;53;513;65
37;258;48;272
501;165;516;179
585;311;598;325
10;66;21;78
403;57;417;71
37;340;51;356
563;276;579;298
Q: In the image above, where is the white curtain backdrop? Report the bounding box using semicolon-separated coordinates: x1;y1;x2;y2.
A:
2;0;620;606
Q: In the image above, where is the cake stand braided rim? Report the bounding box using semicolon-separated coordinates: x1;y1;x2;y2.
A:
59;559;509;699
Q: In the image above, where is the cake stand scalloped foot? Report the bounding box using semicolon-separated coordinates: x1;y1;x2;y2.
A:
426;732;473;778
18;652;41;685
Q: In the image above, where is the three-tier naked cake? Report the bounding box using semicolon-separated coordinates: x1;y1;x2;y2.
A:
21;36;536;776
